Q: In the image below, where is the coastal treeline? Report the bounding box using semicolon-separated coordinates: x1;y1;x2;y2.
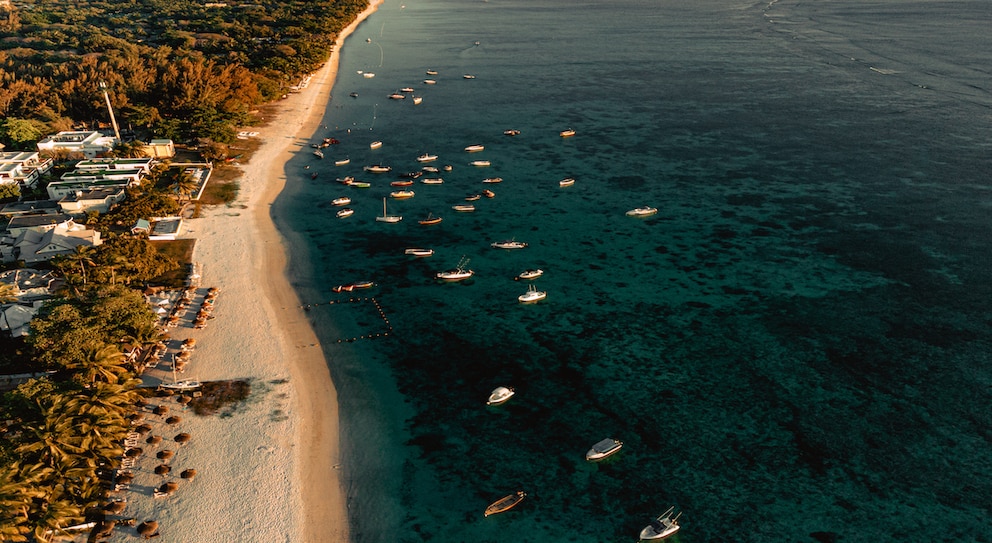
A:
0;0;367;147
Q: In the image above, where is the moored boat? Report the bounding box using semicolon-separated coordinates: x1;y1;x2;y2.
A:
349;92;359;98
423;79;437;85
585;438;623;461
491;239;528;249
422;166;439;173
626;206;659;217
504;129;521;136
469;160;491;167
334;158;351;166
336;208;355;219
484;491;525;517
486;386;515;406
639;507;682;541
391;180;414;187
376;197;402;223
350;181;371;188
426;69;438;75
421;177;444;185
417;153;438;162
560;128;576;137
435;257;474;282
388;93;406;100
161;380;202;391
412;96;423;105
364;165;392;173
370;141;383;149
482;189;495;198
400;87;414;93
463;74;476;79
482;177;502;184
465;194;482;201
313;150;324;159
419;213;442;225
390;190;415;199
363;72;376;78
405;248;434;257
516;269;543;281
331;197;352;206
464;144;485;152
452;204;476;212
559;177;576;187
518;284;547;303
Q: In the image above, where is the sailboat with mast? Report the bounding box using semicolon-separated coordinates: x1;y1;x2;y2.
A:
160;353;202;391
376;197;402;223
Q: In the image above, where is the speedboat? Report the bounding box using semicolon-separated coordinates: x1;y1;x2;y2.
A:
626;207;659;217
313;150;324;159
412;96;423;105
400;87;414;93
559;177;575;187
349;92;359;98
421;178;444;185
332;197;352;206
336;208;354;219
435;259;474;282
405;248;434;257
422;166;440;173
391;180;414;187
518;284;546;303
491;239;528;249
482;177;502;184
334;158;351;166
417;153;439;162
338;176;355;185
516;269;543;281
388;93;406;100
390;190;415;199
426;69;438;75
585;438;623;461
482;189;495;198
423;79;437;85
452;204;476;212
443;164;453;172
376;198;402;223
469;160;491;167
484;491;525;517
363;72;376;79
463;74;476;79
465;194;482;201
350;181;371;188
370;141;383;149
639;507;682;541
486;386;515;406
351;280;375;289
364;165;392;173
464;144;485;152
560;128;576;137
504;129;521;136
419;213;442;225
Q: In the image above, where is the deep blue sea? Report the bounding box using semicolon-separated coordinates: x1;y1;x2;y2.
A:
273;0;992;541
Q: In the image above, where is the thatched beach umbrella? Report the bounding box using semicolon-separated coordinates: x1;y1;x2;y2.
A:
116;472;134;485
145;435;163;445
182;337;196;347
154;464;172;476
136;520;159;538
103;500;127;514
91;520;116;539
128;412;145;423
174;433;191;445
153;405;169;416
156;449;175;462
135;398;148;408
165;415;182;426
124;447;143;458
159;481;180;494
176;395;191;405
180;468;197;481
135;423;152;435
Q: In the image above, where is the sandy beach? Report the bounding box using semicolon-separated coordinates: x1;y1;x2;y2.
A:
124;1;382;541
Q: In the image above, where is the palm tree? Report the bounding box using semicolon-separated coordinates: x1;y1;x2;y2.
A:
68;343;128;385
172;170;199;202
30;497;85;543
0;463;49;542
15;410;85;468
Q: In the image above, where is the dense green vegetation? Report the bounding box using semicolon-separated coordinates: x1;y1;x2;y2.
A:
0;0;367;146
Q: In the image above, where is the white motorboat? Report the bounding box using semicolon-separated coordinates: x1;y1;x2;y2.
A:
422;166;439;173
504;129;521;136
426;69;438;75
436;257;474;282
492;239;528;249
482;189;495;198
390;190;415;199
418;213;442;225
639;507;682;541
559;177;575;187
463;74;476;79
452;204;476;212
363;72;376;78
313;150;324;159
388;93;406;100
376;197;402;223
364;165;392;173
626;207;659;217
423;79;437;85
486;386;515;406
443;164;453;171
417;153;438;162
412;96;423;105
400;87;415;93
585;438;623;461
421;178;444;185
469;160;491;167
518;284;547;303
482;177;502;184
336;208;355;219
405;248;434;257
370;141;383;149
334;158;351;166
465;194;482;201
332;197;352;206
560;128;576;137
516;269;543;281
464;144;485;152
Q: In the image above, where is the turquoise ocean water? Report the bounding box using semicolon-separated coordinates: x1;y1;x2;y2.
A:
273;0;992;541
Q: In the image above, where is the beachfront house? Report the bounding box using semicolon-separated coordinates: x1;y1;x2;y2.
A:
1;215;101;263
36;131;118;159
58;187;127;215
142;139;176;158
0;151;54;190
0;268;57;338
0;200;61;219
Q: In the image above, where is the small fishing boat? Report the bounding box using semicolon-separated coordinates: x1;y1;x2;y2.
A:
363;72;376;78
331;284;353;293
423;79;437;85
492;239;528;249
338;176;355;185
465;194;482;201
443;164;453;171
332;197;352;206
323;138;340;145
463;74;476;79
376;198;402;223
417;153;439;162
482;177;502;184
349;92;359;98
400;87;415;93
426;69;438;75
452;204;476;212
350;181;371;188
364;165;392;173
559;177;575;187
518;284;547;303
516;269;543;281
391;180;414;187
336;208;355;219
464;144;485;152
486;386;515;406
470;160;491;167
419;213;442;225
390;190;415;199
405;248;434;257
626;207;659;217
399;170;424;179
351;280;375;289
388;93;406;100
639;507;682;541
422;166;440;173
313;150;324;159
484;491;525;517
560;128;576;137
504;129;521;136
421;178;444;185
585;438;623;461
435;257;474;282
412;96;423;105
334;158;350;166
370;141;383;149
482;189;495;198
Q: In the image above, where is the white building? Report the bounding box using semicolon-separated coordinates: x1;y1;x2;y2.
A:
0;151;54;190
36;131;118;158
58;187;127;215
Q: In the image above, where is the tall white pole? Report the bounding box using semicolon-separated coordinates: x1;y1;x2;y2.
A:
99;81;122;142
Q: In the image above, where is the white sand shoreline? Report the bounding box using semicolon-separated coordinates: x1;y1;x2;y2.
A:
121;2;383;541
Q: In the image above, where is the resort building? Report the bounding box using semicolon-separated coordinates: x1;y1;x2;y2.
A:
0;151;54;190
5;223;101;264
0;200;60;219
58;187;127;215
36;131;118;158
73;157;155;174
142;139;176;158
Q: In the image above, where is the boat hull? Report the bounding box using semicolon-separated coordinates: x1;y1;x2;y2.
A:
484;492;526;517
